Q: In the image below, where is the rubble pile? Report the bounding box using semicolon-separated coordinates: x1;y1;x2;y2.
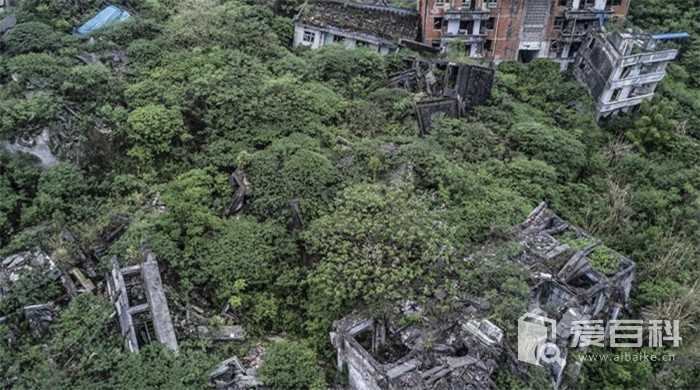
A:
331;309;504;389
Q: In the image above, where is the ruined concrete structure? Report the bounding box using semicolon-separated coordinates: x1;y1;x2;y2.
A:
333;202;636;389
389;57;495;133
293;0;419;54
331;313;504;389
574;30;679;119
515;202;635;386
208;355;265;389
107;249;179;353
419;0;629;65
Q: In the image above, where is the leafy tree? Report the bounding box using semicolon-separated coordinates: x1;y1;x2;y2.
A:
0;22;66;54
303;183;457;337
259;340;326;390
125;104;189;164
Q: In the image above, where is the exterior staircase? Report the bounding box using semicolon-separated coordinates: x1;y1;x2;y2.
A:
522;0;550;42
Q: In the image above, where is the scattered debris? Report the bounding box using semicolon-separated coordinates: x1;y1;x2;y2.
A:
76;5;131;36
23;303;55;337
287;198;304;231
514;202;636;387
106;249;179;353
209;345;266;389
197;325;246;342
1;129;59;168
331;310;503;389
0;14;16;35
225;169;250;216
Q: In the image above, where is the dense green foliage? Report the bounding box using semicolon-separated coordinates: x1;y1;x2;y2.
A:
1;0;699;388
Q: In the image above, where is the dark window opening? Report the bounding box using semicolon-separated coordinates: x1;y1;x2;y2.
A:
334;35;345;43
434;17;443;30
485;17;495;30
518;49;539;63
610;0;622;5
485;39;493;51
570;41;582;56
459;20;473;32
558;0;567;5
611;88;622;101
554;17;565;30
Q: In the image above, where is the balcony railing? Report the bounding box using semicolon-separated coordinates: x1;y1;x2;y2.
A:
564;7;613;19
599;92;654;113
609;71;666;89
620;49;678;66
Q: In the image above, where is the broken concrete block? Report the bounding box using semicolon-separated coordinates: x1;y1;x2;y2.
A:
197;325;246;341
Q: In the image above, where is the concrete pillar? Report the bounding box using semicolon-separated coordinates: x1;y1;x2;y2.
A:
572;0;580;9
620;86;632;100
142;251;179;353
594;0;606;10
472;19;481;35
470;43;479;57
561;43;571;59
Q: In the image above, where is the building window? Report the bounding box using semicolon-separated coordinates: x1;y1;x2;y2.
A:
356;40;369;48
433;17;443;30
485;39;493;52
436;0;445;4
554;17;565;30
558;0;567;5
462;0;470;6
333;35;345;43
485;17;495;30
611;88;622;101
459;20;472;31
432;40;441;48
610;0;622;5
486;0;498;8
303;30;315;43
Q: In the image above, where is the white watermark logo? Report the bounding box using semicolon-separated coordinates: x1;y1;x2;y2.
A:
517;313;564;366
517;312;681;366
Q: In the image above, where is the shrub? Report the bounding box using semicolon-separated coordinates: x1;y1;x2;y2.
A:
260;340;325;390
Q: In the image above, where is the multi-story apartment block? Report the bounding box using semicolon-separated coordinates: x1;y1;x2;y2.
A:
419;0;630;66
574;30;679;119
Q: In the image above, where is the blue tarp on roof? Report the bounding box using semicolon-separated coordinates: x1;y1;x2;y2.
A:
76;5;130;36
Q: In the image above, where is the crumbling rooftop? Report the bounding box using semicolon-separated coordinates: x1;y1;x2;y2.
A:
296;0;419;43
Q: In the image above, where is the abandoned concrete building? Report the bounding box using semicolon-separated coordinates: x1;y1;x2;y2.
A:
331;312;504;389
574;30;681;119
293;0;419;54
419;0;630;64
332;202;636;389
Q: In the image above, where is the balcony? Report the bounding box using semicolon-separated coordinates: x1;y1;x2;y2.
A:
441;32;488;43
599;92;654;113
564;7;613;19
444;7;490;20
609;71;666;89
620;49;678;66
